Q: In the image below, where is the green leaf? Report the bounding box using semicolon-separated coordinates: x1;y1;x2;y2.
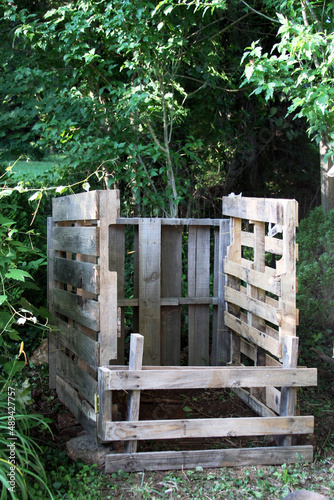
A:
5;269;33;281
0;295;7;305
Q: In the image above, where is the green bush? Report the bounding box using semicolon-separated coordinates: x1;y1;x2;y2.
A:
297;206;334;359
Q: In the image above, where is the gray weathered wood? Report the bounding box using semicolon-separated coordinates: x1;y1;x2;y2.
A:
224;313;282;358
222;197;284;225
124;334;144;454
54;257;100;294
161;225;182;365
188;226;210;365
105;415;313;441
224;287;280;326
212;219;230;365
47;217;57;388
105;366;317;391
105;445;313;472
117;218;222;226
56;351;97;406
52;191;99;222
97;367;112;442
53;288;100;331
109;223;125;364
139;219;161;365
53;226;99;256
56;376;96;436
98;190;119;364
54;318;99;370
224;260;281;296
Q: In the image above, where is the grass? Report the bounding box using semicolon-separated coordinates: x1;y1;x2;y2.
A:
5;155;66;181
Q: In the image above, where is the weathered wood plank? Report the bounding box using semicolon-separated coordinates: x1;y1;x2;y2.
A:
118;297;220;307
222;197;284;225
224;287;280;326
109;223;125;364
117;218;222;226
139;219;161;365
98;190;119;364
224;312;282;358
105;446;313;472
54;318;99;370
105;366;317;390
224;260;281;296
57;351;98;406
161;225;182;365
279;335;299;446
53;226;99;256
54;257;99;294
241;231;283;255
105;415;313;441
97;367;112;442
56;376;96;436
53;191;99;222
47;217;57;389
53;288;100;331
232;387;277;417
188;226;211;365
212;219;230;365
124;334;144;454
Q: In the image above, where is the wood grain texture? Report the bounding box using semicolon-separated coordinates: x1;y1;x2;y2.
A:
54;257;99;294
47;217;57;389
56;376;96;436
53;226;99;256
161;225;182;365
222;197;284;225
188;226;210;365
53;288;100;331
52;191;99;222
56;351;97;406
124;334;144;454
105;366;317;391
105;446;313;472
139;219;161;365
54;318;99;370
105;416;313;441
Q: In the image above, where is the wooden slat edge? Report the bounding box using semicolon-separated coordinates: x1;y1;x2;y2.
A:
105;446;313;473
53;288;99;331
57;351;98;405
105;416;314;441
52;191;99;221
56;376;96;436
224;312;282;358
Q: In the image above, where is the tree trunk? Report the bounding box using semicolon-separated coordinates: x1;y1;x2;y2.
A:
320;139;334;213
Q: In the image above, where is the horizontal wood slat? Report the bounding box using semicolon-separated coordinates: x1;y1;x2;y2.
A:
53;227;99;256
224;312;282;358
54;318;99;370
53;288;99;331
57;351;97;406
52;191;99;222
105;446;313;472
241;231;283;255
105;416;313;441
225;286;280;326
222;197;285;224
224;260;281;296
56;376;96;436
116;218;222;226
105;366;317;390
54;257;99;294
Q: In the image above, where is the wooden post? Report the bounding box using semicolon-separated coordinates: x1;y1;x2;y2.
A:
124;334;144;454
279;335;299;446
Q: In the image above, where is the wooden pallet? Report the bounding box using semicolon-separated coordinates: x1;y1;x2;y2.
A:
99;334;316;472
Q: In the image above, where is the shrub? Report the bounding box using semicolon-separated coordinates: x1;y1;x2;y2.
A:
297;206;334;358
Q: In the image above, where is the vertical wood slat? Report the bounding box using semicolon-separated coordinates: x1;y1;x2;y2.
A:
212;219;230;365
250;222;266;402
139;219;161;365
124;334;144;453
99;191;119;365
188;226;210;365
47;217;57;389
227;217;242;365
109;224;125;364
161;226;183;365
